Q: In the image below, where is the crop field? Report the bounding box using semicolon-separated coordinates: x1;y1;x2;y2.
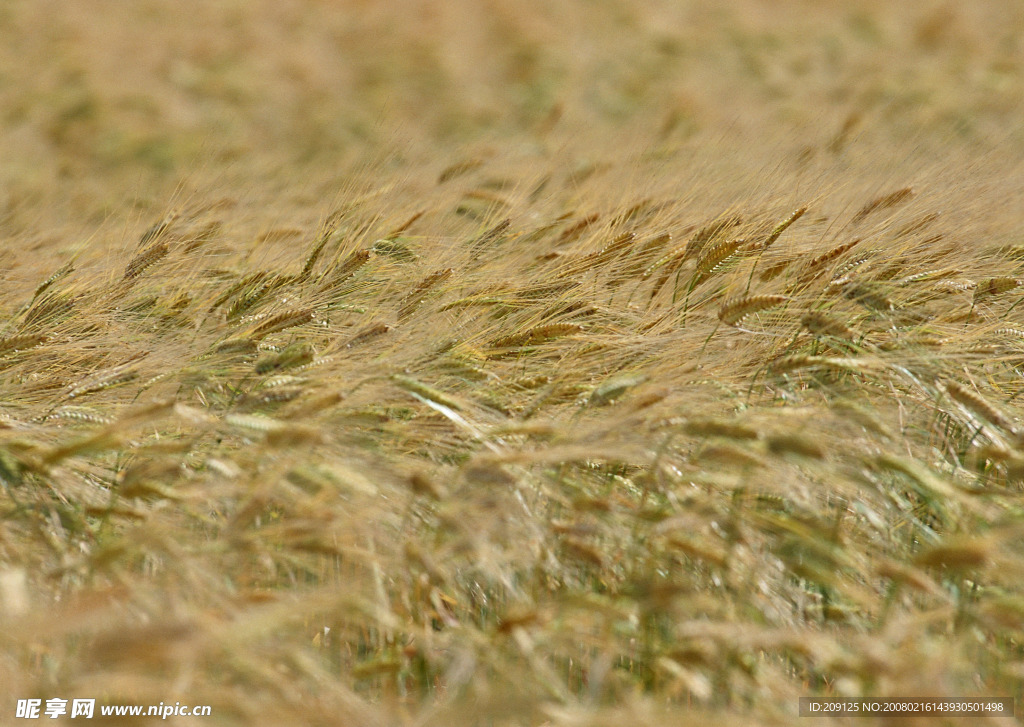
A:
2;1;1024;725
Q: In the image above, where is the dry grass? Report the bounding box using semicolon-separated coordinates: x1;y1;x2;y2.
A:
2;1;1024;726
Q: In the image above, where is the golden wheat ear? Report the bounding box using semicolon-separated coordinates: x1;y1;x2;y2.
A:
718;294;789;326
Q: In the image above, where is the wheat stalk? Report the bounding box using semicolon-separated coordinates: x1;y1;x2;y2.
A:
322;249;371;288
66;363;141;399
800;311;854;339
385;210;425;239
790;239;862;289
694;238;743;282
391;374;466;412
398;268;453;321
249;308;315;339
33;262;75;300
226;274;289;320
0;333;48;356
489;323;583;349
945;380;1014;433
123;242;169;280
556;213;600;244
973;277;1021;301
718;294;789;326
683;214;743;263
762;206;807;249
344;322;392;348
137;212;178;246
297;221;340;282
852;187;914;223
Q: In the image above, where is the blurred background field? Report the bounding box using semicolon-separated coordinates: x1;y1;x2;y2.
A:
2;2;1024;726
3;0;1022;227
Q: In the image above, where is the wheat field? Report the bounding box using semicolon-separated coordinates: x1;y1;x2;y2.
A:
2;2;1024;725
